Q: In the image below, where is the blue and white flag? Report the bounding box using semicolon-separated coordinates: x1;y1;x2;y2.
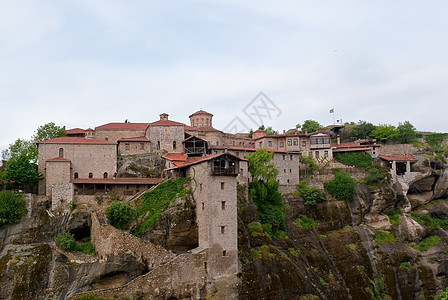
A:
1;152;4;160
329;108;334;113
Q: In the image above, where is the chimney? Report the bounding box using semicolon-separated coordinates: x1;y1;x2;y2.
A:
305;130;308;135
283;130;285;134
337;134;341;145
160;113;169;121
85;128;95;139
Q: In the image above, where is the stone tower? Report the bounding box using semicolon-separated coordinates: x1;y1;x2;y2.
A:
189;110;213;128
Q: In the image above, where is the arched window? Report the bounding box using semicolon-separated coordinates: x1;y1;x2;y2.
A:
103;172;108;178
59;148;64;158
74;172;78;179
157;141;160;150
173;141;176;150
88;173;93;178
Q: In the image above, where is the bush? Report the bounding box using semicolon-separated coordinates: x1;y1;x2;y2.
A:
0;190;27;225
324;171;356;201
297;180;325;206
386;210;403;226
334;152;372;168
416;235;440;252
56;232;76;251
294;215;317;229
105;201;136;230
374;231;395;244
410;212;448;229
360;166;390;188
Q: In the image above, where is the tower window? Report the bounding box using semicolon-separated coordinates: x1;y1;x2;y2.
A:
223;250;227;256
103;172;108;178
59;148;64;158
221;201;226;210
173;141;176;150
221;182;225;189
74;172;78;179
221;226;225;234
88;173;93;178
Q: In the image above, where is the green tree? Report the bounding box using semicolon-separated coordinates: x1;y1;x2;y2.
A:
245;149;285;235
351;120;376;139
397;121;416;143
105;201;136;230
32;122;66;142
0;190;27;225
3;152;43;189
297;180;325;206
2;139;36;162
299;120;322;134
371;124;399;142
258;125;275;135
324;170;356;201
55;232;76;251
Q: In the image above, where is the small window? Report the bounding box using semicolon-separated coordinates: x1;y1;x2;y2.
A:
287;139;292;146
222;201;226;210
202;203;205;210
103;172;108;178
105;137;109;141
284;169;286;173
290;155;293;160
126;184;129;190
302;141;306;147
216;141;219;146
268;141;272;147
74;172;78;179
280;142;284;147
259;142;262;147
223;250;227;256
200;183;202;191
324;150;329;158
140;143;145;150
221;226;225;234
315;151;320;158
88;173;93;178
283;155;286;160
173;141;176;150
59;148;64;158
157;141;160;150
221;182;225;189
287;179;290;183
125;143;130;150
204;262;207;269
240;168;243;175
293;139;298;145
290;169;292;173
113;172;117;178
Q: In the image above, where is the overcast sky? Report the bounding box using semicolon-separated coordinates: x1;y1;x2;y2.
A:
1;0;448;151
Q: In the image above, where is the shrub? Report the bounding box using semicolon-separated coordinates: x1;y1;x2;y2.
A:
334;152;372;168
294;215;317;229
0;190;27;225
435;287;448;300
105;201;136;230
324;171;356;201
374;231;395;244
416;235;440;252
297;180;325;206
288;248;299;257
410;212;448;229
56;232;76;251
248;221;264;237
360;166;390;188
400;262;411;270
386;210;403;226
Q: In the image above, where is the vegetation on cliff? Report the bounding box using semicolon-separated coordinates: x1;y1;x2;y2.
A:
0;190;27;225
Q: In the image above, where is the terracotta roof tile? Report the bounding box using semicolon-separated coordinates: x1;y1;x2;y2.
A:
209;145;299;154
379;155;417;162
47;157;71;162
65;128;85;134
162;153;188;162
73;178;164;184
150;120;184;126
118;136;150;142
95;123;149;131
189;110;213;117
38;137;116;145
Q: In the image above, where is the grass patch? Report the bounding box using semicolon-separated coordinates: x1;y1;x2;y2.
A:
252;245;276;260
55;233;95;255
294;215;317;229
416;235;440;252
131;178;190;237
319;277;328;287
342;225;353;232
410;212;448;229
374;231;395;244
347;243;357;250
334;152;372;168
386;210;403;226
288;248;299;257
400;261;411;270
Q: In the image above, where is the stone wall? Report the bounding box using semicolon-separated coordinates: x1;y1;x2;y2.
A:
307;167;367;189
73;250;210;300
51;183;74;213
378;144;415;155
90;212;174;266
95;128;147;143
147;125;185;153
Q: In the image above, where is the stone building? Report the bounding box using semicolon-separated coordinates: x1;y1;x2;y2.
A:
145;113;186;153
166;152;248;279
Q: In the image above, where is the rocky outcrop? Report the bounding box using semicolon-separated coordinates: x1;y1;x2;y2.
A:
117;153;165;178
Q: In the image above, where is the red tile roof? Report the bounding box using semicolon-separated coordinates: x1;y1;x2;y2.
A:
209;145;299;154
47;157;71;162
379;155;417;162
66;128;85;134
166;153;222;170
37;137;116;145
189;110;213;117
73;178;164;185
95;123;149;131
162;153;188;162
118;136;150;142
149;120;185;126
184;125;198;131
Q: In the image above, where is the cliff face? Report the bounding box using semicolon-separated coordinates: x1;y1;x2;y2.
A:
2;155;448;299
238;157;448;300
